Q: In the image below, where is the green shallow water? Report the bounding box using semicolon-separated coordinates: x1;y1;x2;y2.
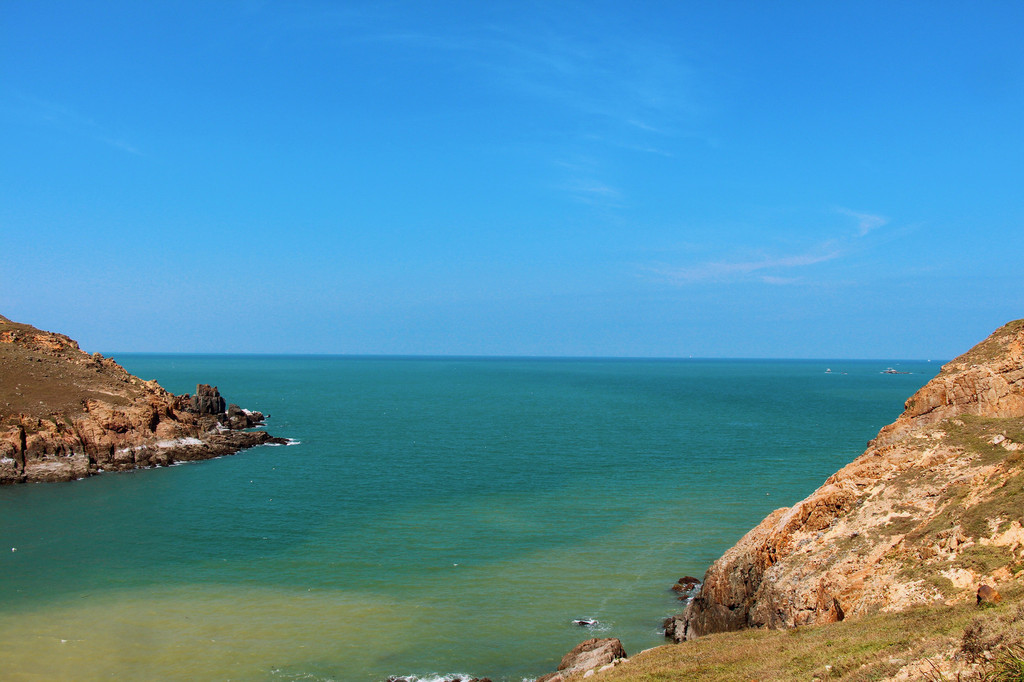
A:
0;356;938;681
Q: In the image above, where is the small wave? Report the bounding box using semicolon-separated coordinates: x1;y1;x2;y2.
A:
382;674;477;682
170;454;226;466
269;668;339;681
571;618;612;634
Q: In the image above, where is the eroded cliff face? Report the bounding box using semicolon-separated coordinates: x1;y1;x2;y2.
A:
674;319;1024;641
0;315;282;483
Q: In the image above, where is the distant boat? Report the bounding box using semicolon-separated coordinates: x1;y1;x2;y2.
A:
825;368;832;373
882;367;911;374
572;618;599;627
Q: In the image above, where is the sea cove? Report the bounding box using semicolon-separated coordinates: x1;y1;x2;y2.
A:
0;356;937;681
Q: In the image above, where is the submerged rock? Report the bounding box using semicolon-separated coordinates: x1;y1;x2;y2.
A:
670;575;701;600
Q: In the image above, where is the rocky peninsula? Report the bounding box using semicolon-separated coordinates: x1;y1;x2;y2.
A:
0;314;285;484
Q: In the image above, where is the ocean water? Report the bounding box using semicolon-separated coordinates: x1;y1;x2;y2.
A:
0;356;938;681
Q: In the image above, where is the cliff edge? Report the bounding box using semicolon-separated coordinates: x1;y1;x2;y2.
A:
0;314;285;483
672;319;1024;640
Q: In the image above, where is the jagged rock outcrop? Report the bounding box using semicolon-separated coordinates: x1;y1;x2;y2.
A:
675;319;1024;641
0;314;286;484
190;384;226;415
535;638;628;682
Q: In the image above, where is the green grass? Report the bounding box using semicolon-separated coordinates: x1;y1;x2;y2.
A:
958;546;1018;575
577;596;1024;681
943;416;1024;468
985;644;1024;681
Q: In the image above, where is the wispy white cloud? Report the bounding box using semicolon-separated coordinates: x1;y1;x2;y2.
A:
646;249;842;284
551;156;623;206
557;178;623;206
311;8;694;205
837;207;889;236
97;136;142;156
15;93;143;156
271;4;697;209
626;119;670;134
610;140;675;157
644;207;893;286
760;275;802;285
570;182;620;197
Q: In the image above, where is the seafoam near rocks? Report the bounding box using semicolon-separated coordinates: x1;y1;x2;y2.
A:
0;314;285;483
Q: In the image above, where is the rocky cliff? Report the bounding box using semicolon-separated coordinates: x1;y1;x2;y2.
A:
670;319;1024;641
0;314;285;484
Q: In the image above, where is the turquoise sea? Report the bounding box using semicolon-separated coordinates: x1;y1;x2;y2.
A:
0;356;938;681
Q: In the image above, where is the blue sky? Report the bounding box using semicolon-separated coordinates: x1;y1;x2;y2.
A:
2;1;1022;358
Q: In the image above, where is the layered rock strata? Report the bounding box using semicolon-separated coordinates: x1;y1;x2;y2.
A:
670;319;1024;641
0;314;285;484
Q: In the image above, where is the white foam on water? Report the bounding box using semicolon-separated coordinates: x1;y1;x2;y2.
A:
156;437;205;448
383;674;476;682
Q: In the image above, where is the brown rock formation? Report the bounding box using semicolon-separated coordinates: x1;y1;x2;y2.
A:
676;319;1024;641
190;383;226;415
976;584;1002;606
535;638;628;682
0;314;285;484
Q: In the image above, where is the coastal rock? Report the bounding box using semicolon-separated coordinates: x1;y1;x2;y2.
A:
225;403;266;429
670;576;701;598
0;314;285;484
662;615;684;640
536;637;627;682
189;384;226;415
672;576;700;590
676;319;1024;641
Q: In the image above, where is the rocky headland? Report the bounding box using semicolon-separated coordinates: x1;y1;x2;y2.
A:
542;318;1024;681
0;314;285;484
670;318;1024;641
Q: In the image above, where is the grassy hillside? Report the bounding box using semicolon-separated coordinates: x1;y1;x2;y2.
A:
583;589;1024;681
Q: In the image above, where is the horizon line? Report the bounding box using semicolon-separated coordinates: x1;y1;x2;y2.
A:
104;351;948;364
